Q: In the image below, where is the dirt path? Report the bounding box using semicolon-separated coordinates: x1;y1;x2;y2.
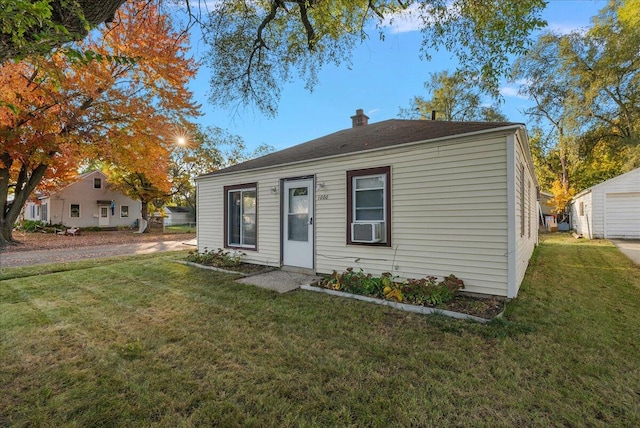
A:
0;229;196;268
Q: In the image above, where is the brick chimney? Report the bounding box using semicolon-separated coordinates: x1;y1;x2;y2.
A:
351;109;369;127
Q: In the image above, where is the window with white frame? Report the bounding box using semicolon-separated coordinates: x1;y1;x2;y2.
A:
70;204;80;218
121;205;129;217
224;183;257;249
347;166;391;246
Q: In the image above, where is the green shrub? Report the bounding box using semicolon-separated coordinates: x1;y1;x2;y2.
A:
16;220;46;232
320;269;464;307
186;248;245;269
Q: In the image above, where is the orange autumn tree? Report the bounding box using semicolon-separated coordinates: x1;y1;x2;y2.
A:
0;0;199;245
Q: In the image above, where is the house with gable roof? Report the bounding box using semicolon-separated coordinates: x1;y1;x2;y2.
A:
196;110;539;298
35;170;141;228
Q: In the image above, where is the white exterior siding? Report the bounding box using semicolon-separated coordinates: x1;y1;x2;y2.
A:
198;132;523;297
571;168;640;239
511;133;539;297
571;191;593;238
42;171;141;228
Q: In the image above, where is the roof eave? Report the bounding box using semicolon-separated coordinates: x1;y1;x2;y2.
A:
196;123;525;181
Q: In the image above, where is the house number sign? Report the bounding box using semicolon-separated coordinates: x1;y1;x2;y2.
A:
317;194;329;200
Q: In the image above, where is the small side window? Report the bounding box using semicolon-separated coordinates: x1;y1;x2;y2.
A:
94;178;102;189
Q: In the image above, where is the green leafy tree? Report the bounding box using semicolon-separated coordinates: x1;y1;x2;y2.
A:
399;70;507;121
0;0;126;62
514;0;640;209
202;0;546;115
4;1;547;117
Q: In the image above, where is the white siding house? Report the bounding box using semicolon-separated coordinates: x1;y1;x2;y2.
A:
163;206;195;225
571;167;640;239
39;170;142;228
196;111;539;298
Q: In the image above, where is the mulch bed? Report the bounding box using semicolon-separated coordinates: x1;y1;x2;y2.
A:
441;294;505;319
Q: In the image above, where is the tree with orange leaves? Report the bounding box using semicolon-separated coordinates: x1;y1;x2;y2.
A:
0;0;200;246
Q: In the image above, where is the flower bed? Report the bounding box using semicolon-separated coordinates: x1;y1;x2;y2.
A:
313;268;504;321
185;248;271;275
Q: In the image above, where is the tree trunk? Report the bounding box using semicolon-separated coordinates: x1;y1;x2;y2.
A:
140;200;150;233
0;159;50;246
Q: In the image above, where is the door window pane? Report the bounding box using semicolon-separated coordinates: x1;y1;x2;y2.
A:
288;214;308;241
289;187;309;214
288;187;309;241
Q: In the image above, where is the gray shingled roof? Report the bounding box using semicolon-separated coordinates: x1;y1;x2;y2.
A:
199;119;521;178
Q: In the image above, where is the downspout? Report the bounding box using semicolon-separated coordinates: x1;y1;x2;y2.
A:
506;134;517;299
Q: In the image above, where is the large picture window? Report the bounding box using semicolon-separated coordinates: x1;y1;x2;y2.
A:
347;166;391;246
224;183;257;249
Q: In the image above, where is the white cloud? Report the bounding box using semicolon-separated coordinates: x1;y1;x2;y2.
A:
367;108;381;116
381;4;424;34
500;85;528;100
546;21;590;35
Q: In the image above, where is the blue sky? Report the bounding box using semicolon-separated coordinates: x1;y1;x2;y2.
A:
187;1;608;152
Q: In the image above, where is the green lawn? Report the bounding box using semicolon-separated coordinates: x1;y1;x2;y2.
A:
1;235;639;426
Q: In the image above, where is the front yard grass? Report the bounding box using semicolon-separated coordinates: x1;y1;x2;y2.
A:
1;234;639;426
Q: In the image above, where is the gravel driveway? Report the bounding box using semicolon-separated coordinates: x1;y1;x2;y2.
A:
0;230;196;269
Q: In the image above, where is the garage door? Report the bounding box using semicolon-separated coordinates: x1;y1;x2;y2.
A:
605;192;640;239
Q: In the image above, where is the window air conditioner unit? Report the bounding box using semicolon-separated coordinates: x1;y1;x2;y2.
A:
351;222;382;243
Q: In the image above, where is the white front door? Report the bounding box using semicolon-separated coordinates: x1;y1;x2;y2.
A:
283;179;314;269
99;206;110;226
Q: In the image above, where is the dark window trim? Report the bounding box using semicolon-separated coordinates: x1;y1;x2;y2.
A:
223;182;258;251
70;203;81;218
346;166;391;247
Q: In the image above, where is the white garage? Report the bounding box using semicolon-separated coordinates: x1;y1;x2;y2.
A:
571;168;640;239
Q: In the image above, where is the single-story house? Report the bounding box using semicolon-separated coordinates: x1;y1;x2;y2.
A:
37;170;142;228
196;110;539;298
163;206;195;225
571;167;640;239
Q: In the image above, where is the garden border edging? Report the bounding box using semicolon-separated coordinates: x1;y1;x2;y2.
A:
173;260;275;277
301;284;493;323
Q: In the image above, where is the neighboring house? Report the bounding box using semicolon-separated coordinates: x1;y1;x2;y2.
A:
38;170;142;228
22;200;43;222
196;110;539;298
163;206;195;225
571;167;640;239
538;190;558;232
